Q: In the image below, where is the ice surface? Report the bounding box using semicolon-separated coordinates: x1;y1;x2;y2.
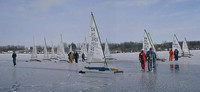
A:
0;50;200;92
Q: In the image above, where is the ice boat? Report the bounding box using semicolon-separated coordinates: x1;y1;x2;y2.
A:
79;12;123;73
143;30;166;61
172;34;183;57
57;35;67;62
182;37;192;57
30;37;41;62
43;38;51;61
104;39;116;60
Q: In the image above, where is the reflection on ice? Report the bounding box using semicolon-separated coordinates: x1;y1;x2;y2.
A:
175;64;179;72
11;68;20;91
170;63;180;72
139;71;157;92
170;64;174;71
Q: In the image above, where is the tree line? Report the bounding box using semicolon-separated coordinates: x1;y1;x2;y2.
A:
0;41;200;53
106;41;200;53
0;45;25;52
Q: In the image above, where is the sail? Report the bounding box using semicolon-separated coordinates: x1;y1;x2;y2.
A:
43;38;49;59
182;38;190;55
147;32;157;55
143;30;152;53
69;45;73;53
104;39;111;58
31;37;37;59
81;38;87;57
59;35;66;59
172;34;183;55
51;41;56;58
57;44;61;57
87;12;105;63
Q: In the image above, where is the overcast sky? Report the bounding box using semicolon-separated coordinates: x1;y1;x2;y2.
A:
0;0;200;47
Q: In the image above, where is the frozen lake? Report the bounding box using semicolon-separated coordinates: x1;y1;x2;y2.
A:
0;50;200;92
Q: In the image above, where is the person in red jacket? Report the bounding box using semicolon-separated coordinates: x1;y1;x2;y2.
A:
139;50;146;70
169;49;173;61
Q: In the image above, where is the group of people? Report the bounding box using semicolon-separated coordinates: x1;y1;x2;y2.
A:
139;48;157;71
11;51;86;66
169;49;179;61
68;52;86;63
68;52;79;63
139;48;180;71
12;48;179;70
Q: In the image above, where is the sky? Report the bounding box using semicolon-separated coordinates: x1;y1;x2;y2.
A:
0;0;200;47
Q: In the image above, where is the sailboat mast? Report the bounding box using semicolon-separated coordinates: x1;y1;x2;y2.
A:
91;12;107;66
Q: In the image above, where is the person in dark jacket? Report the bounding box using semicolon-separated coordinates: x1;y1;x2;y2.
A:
174;49;179;61
82;53;85;62
73;52;76;61
74;52;79;63
12;51;17;66
146;48;157;68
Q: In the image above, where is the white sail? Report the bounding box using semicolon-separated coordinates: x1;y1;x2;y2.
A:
59;35;66;59
81;38;87;57
57;44;61;57
51;41;56;58
31;37;37;59
104;39;111;58
182;38;190;55
172;34;183;55
87;12;105;63
69;44;73;53
143;30;152;53
43;38;49;59
147;32;157;55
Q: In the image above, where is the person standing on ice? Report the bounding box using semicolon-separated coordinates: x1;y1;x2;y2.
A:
139;50;146;70
146;48;157;68
169;49;173;61
81;53;85;62
68;52;73;63
12;51;17;66
74;51;79;63
174;49;179;61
